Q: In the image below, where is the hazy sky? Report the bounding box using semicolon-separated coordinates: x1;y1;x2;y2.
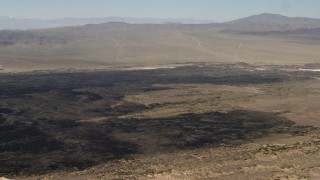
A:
1;0;320;21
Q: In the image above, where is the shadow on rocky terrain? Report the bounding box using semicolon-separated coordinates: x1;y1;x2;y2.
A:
0;65;317;177
1;108;314;176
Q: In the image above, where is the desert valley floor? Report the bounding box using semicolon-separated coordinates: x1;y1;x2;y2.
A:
0;62;319;179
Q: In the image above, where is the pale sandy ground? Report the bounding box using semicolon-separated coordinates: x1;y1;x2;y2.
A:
1;28;320;73
122;84;263;119
241;80;320;127
123;81;320;127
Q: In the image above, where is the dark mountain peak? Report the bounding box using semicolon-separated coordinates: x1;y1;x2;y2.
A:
223;13;320;32
229;13;320;24
254;13;287;18
228;13;290;24
92;21;129;26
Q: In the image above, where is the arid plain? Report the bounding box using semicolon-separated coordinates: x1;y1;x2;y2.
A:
0;14;320;179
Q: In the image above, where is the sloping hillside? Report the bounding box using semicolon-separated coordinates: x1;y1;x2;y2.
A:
1;14;320;72
224;13;320;32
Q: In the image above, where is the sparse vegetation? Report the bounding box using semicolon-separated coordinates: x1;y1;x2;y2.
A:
0;63;319;179
1;10;320;179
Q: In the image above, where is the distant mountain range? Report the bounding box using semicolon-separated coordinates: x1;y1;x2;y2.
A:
0;16;215;30
1;13;320;71
2;13;320;31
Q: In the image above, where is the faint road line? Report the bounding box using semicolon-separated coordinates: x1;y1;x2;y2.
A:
111;38;124;62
